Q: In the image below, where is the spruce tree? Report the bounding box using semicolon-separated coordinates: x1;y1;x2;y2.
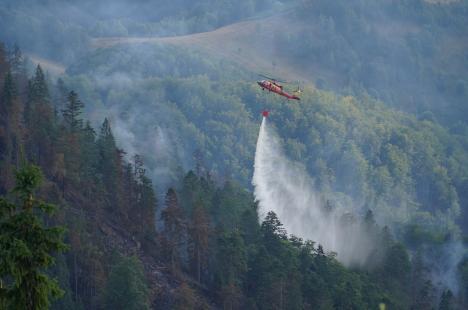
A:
439;290;454;310
161;188;184;273
0;43;9;81
3;71;17;107
261;211;287;242
216;230;247;286
25;65;56;168
0;71;20;192
104;255;149;310
180;170;200;213
97;118;118;202
10;44;25;76
60;91;85;183
189;201;210;283
62;91;84;132
0;164;67;310
29;65;49;105
80;121;98;185
138;174;157;234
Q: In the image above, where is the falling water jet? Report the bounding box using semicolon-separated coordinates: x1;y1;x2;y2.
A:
252;116;377;267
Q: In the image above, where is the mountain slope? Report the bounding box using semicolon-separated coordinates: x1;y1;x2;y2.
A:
91;0;468;127
90;12;315;85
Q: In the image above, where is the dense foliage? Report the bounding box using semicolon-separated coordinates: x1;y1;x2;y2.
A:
3;42;464;309
278;0;468;127
0;165;67;310
104;255;150;309
1;0;468;308
0;45;157;308
67;44;468;235
161;170;416;309
62;41;468;307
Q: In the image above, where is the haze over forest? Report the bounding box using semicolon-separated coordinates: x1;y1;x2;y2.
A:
1;0;468;309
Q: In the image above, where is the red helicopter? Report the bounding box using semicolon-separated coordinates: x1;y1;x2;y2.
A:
257;74;301;100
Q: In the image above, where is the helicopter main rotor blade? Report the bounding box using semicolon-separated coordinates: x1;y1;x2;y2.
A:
258;73;287;83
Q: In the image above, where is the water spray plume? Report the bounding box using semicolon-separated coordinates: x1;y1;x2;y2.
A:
253;117;377;267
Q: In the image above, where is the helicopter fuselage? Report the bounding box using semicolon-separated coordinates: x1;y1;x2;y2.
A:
257;80;300;100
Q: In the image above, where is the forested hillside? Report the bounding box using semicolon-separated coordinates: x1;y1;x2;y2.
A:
279;0;468;126
66;43;468;230
1;0;468;309
0;0;292;63
0;46;160;308
0;45;434;309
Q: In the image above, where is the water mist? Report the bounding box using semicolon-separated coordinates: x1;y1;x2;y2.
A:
252;117;377;267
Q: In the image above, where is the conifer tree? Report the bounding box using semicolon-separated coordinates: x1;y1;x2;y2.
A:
132;154;157;230
261;211;287;243
410;251;430;307
29;65;49;105
161;188;185;273
138;174;157;234
181;170;200;213
0;71;20;192
104;255;149;310
80;121;98;186
189;201;210;283
10;44;25;76
3;71;17;107
439;289;454;310
97;118;119;203
24;65;56;169
62;91;84;132
60;91;85;183
0;43;9;82
55;78;68;110
216;230;247;288
0;164;67;309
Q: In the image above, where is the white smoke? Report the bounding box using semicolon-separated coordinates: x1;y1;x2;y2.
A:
253;117;378;267
109;105;187;193
426;240;465;294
